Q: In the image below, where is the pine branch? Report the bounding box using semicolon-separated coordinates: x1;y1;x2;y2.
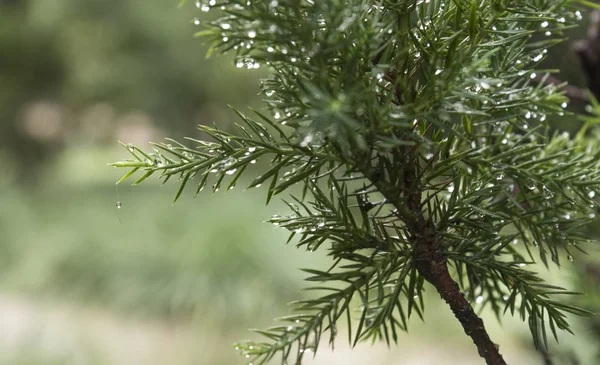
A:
111;1;600;364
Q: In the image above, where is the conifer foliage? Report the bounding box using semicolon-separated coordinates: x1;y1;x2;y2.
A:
112;1;600;364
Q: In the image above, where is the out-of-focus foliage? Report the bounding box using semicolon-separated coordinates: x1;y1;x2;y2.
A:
0;0;263;180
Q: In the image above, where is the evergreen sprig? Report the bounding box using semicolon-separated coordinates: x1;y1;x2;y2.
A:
112;1;599;364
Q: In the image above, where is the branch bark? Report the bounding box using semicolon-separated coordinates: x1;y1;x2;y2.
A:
414;240;506;365
361;152;507;365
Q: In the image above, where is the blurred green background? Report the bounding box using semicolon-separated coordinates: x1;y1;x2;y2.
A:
1;1;599;364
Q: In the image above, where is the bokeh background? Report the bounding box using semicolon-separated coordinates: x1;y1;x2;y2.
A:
1;1;599;364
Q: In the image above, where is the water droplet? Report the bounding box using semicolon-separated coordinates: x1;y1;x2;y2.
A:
116;201;122;209
502;295;509;301
530;73;537;79
435;69;442;75
220;23;231;29
519;263;526;267
568;255;574;262
300;134;314;147
192;18;201;25
561;102;568;108
226;169;237;175
475;296;484;304
248;30;257;38
589;191;596;198
541;21;549;28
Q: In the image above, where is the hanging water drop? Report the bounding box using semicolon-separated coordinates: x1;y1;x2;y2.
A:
525;178;536;190
116;201;122;209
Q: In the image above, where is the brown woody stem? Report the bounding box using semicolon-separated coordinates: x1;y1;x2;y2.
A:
414;241;506;365
361;151;506;365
